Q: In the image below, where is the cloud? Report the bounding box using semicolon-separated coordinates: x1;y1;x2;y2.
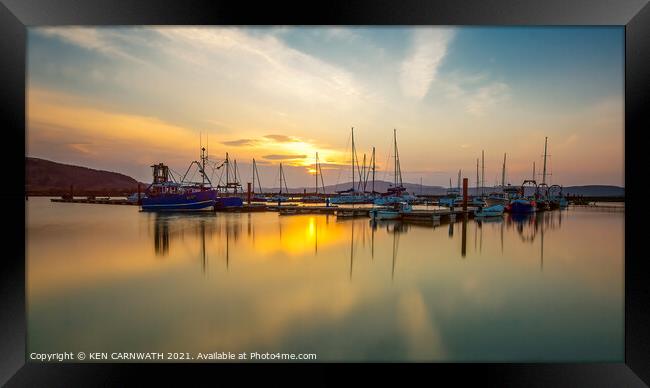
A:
262;154;307;160
37;27;147;65
438;72;511;116
465;82;510;115
264;134;299;143
400;28;455;99
222;139;259;147
155;28;365;105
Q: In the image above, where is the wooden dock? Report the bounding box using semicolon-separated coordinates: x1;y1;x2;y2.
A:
50;198;137;205
400;209;476;223
214;204;268;213
269;205;339;215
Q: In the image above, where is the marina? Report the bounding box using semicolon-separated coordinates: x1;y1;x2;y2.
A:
23;25;628;369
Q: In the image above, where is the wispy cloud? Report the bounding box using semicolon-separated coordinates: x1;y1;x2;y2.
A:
438;72;511;116
264;134;299;143
263;154;307;160
465;82;510;115
37;27;147;65
400;28;455;99
155;28;365;105
222;139;259;147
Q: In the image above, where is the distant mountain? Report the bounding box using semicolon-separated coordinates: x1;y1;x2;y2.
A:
562;185;624;197
26;157;141;196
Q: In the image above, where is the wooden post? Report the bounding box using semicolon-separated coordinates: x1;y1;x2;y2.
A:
247;182;252;205
462;178;468;211
70;184;74;199
461;215;467;258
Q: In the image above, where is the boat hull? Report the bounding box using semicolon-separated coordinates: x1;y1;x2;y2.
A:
330;195;373;204
485;197;508;207
215;196;243;208
475;205;505;217
507;199;535;214
141;190;217;212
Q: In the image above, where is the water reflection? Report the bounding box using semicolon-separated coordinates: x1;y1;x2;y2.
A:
150;210;571;279
27;198;623;361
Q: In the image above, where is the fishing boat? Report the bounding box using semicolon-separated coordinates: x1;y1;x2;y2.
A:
548;184;568;209
141;147;218;212
374;129;416;205
370;201;412;220
475;204;505;217
506;198;536;214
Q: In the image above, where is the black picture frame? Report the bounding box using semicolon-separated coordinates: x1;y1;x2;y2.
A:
2;0;648;386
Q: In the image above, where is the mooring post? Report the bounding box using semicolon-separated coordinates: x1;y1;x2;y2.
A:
247;182;252;205
462;178;468;211
70;184;74;199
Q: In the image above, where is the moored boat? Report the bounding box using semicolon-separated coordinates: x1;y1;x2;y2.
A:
506;199;536;214
370;201;412;220
475;204;504;217
141;150;218;212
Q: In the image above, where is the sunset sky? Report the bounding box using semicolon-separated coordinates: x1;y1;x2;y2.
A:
27;26;624;188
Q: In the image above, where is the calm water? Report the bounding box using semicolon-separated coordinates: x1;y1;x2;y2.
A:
27;198;624;362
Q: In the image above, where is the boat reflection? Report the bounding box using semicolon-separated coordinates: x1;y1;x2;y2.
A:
149;209;569;278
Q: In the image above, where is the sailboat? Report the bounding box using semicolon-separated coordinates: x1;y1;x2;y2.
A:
374;129;416;205
250;158;267;202
470;154;487;207
331;127;374;204
268;162;290;203
485;153;518;206
214;152;244;208
302;152;326;203
438;170;463;207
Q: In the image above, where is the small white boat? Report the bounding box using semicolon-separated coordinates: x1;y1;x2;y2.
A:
127;192;147;203
475;204;505;217
370;202;412;220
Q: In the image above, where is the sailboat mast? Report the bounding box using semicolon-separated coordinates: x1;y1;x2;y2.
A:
501;153;506;187
362;153;366;191
532;162;536;181
279;163;282;195
201;146;206;188
315;152;319;195
252;158;256;194
481;150;485;197
394;129;398;187
372;146;376;194
476;158;479;195
351;127;355;192
225;152;230;185
542;137;548;185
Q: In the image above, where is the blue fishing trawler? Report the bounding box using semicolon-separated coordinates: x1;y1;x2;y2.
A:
141;145;222;212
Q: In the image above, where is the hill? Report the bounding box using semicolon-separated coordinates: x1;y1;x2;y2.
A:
26;157;141;196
